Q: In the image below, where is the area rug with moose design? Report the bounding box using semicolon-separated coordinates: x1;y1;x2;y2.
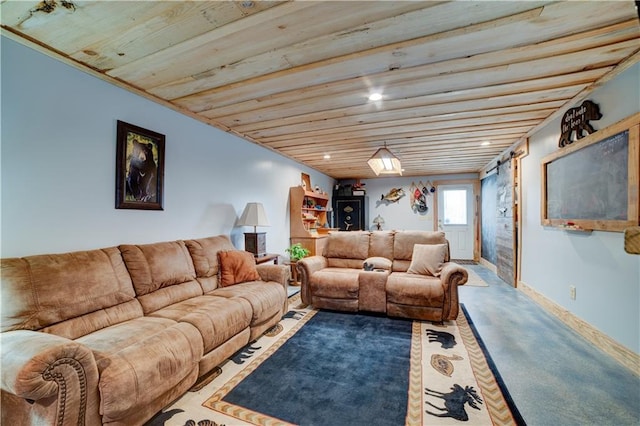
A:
146;296;524;426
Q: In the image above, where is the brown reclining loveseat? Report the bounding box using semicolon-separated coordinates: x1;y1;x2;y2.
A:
297;230;468;322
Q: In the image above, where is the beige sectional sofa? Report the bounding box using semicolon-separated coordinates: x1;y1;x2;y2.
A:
1;235;288;426
297;230;468;322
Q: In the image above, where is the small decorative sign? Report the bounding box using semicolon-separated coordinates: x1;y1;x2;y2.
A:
558;100;602;147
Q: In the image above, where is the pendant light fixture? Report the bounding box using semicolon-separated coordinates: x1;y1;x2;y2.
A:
367;142;402;176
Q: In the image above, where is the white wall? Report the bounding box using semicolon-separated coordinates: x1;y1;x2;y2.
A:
0;37;334;258
341;174;477;231
520;62;640;353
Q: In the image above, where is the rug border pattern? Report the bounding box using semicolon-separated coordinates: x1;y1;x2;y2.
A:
456;306;520;425
406;321;424;425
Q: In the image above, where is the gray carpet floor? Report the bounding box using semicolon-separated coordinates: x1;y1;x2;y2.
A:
460;265;639;425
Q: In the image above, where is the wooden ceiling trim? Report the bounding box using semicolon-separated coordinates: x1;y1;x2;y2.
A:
67;2;273;72
312;158;493;170
269;137;523;157
296;143;514;162
280;137;520;158
272;131;524;152
307;131;520;150
234;91;573;135
171;7;550;112
211;73;605;130
208;71;604;126
202;53;621;126
267;131;537;155
317;161;489;177
145;1;442;99
105;1;320;87
245;101;565;139
195;21;638;118
272;126;532;152
174;3;632;114
202;64;611;126
257;111;554;145
109;2;436;89
1;2;176;59
401;155;505;165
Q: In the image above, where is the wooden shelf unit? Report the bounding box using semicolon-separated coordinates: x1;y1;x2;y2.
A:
290;186;329;256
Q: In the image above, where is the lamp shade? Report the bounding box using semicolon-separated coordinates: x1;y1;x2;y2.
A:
367;145;402;176
238;202;270;232
372;215;385;224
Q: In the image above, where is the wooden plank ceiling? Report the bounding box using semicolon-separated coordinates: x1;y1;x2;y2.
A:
2;1;639;179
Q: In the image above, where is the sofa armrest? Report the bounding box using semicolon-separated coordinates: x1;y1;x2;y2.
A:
256;264;289;288
256;264;290;315
296;256;328;306
1;330;101;425
439;263;469;320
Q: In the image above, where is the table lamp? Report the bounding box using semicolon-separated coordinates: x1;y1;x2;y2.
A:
373;215;385;230
238;202;270;257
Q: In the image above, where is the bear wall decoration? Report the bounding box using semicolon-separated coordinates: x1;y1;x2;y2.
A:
558;100;602;148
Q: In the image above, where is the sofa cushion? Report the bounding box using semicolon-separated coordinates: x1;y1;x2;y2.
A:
1;247;136;334
310;268;360;299
120;241;202;314
209;281;286;326
218;250;261;286
393;231;448;260
184;235;236;279
407;244;447;277
42;299;143;340
369;231;395;259
76;317;203;422
120;241;197;296
324;231;370;260
386;272;444;306
148;295;252;353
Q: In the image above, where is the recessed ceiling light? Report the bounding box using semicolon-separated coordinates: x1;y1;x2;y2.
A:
323;154;331;160
368;93;383;101
481;140;491;146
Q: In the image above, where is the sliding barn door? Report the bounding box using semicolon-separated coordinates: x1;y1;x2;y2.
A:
496;160;516;286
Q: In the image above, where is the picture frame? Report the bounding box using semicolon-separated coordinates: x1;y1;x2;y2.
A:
115;120;165;210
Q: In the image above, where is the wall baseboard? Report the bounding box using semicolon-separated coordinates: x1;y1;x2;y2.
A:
518;281;639;377
478;258;497;273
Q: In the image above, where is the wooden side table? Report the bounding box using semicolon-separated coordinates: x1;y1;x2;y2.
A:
255;253;279;265
283;259;300;286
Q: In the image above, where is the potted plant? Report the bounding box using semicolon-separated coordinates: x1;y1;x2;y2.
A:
286;243;310;261
285;243;310;285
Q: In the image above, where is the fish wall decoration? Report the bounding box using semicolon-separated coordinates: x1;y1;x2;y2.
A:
381;187;405;203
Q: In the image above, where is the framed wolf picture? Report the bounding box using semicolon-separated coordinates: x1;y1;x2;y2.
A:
115;120;165;210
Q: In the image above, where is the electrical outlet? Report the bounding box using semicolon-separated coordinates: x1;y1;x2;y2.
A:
569;285;576;300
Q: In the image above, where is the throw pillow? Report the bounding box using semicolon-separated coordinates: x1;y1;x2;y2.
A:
217;250;261;286
407;244;447;277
